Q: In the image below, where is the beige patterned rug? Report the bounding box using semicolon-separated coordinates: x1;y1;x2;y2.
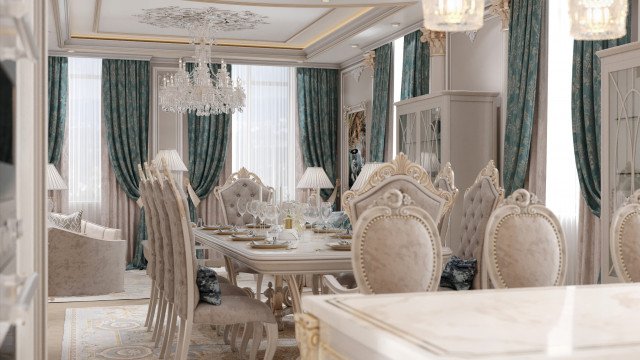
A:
61;305;299;359
49;270;152;303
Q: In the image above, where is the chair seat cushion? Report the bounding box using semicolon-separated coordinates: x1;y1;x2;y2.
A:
440;256;477;291
194;296;275;325
219;283;249;297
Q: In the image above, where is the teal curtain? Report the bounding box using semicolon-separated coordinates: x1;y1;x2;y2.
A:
297;68;339;199
401;30;429;100
102;59;150;269
48;56;68;165
370;43;392;162
572;14;631;217
502;0;544;196
185;62;231;221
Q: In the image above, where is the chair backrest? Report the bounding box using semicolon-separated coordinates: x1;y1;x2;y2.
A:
352;188;443;294
483;189;566;289
137;164;155;277
143;163;167;289
434;162;459;242
611;189;640;283
213;167;273;225
148;164;175;300
457;160;504;289
342;153;453;226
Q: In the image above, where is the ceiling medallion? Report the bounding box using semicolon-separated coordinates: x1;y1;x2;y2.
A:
137;7;269;116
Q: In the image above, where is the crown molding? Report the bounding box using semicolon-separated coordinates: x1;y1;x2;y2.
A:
50;0;69;49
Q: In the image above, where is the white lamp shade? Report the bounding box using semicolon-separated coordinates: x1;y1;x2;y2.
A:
351;162;384;191
297;167;333;189
47;164;67;190
154;149;188;172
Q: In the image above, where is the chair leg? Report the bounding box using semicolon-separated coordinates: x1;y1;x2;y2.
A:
256;274;263;301
148;287;161;332
230;323;240;352
175;318;193;360
152;295;167;344
249;322;264;360
156;303;172;348
223;325;232;344
263;323;278;360
159;304;177;359
144;281;157;328
240;322;253;356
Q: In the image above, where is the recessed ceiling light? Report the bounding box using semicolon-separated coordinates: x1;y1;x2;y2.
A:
67;50;75;53
391;23;400;28
350;44;358;48
322;0;330;2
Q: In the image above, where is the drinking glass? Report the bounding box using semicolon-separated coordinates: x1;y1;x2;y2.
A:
256;201;268;226
237;199;247;221
303;203;320;227
265;203;280;226
248;199;260;225
320;202;332;227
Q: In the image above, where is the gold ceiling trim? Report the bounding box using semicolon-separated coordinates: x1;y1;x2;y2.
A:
303;7;372;47
70;34;305;49
187;0;415;8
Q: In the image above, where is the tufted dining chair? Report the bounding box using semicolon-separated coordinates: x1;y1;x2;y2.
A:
456;160;504;289
213;167;272;299
610;189;640;282
483;189;567;289
434;162;459;243
325;188;443;294
342;153;454;227
160;163;278;360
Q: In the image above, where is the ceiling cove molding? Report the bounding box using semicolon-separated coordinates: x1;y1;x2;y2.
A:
305;6;404;60
186;0;417;8
50;0;70;49
48;50;153;61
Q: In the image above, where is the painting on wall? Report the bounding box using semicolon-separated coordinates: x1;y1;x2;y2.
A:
345;104;367;188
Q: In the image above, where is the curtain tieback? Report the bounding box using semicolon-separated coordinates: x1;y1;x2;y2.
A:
136;198;143;208
187;183;201;207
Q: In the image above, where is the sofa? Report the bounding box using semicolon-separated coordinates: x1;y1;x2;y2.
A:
48;220;126;296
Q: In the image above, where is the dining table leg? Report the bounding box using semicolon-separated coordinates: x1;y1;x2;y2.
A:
272;275;286;331
284;274;302;314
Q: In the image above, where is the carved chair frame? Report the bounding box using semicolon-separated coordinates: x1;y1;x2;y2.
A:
213;167;274;225
610;189;640;282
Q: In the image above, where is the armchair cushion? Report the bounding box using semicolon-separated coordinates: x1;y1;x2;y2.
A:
440;256;477;291
197;266;222;305
49;210;83;233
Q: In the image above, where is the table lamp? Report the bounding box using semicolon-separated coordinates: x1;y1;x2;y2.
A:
46;163;67;212
297;167;333;207
351;162;384;191
153;149;187;184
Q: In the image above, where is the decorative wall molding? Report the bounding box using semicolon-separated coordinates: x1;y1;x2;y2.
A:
490;0;510;31
420;28;446;56
465;31;478;43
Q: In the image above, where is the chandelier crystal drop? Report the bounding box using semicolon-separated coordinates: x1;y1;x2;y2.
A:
569;0;628;40
421;0;485;32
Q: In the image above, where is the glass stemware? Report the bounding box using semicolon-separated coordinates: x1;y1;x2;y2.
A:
320;201;332;228
302;203;320;228
248;199;260;225
264;203;280;226
237;199;247;221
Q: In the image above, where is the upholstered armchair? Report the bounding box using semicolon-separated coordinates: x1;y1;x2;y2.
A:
48;221;126;296
434;162;459;242
214;167;272;298
456;160;504;289
342;153;454;227
610;189;640;282
483;189;567;289
324;188;443;294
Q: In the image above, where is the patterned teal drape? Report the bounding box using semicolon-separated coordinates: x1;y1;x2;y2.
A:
370;43;392;162
297;68;339;199
185;62;231;221
502;0;544;196
572;13;631;217
48;56;68;165
401;30;429;100
102;59;150;269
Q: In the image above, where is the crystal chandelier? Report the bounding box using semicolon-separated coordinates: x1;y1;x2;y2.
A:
569;0;628;40
159;35;245;116
421;0;485;32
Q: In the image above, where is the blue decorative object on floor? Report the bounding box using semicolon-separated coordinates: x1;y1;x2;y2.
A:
196;266;222;305
440;256;477;291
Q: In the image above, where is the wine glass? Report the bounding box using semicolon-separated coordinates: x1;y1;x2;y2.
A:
264;203;280;226
237;199;247;224
257;201;268;227
248;199;260;225
320;202;332;228
303;203;320;228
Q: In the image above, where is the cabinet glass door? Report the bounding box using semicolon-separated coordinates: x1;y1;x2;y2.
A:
608;65;640;278
419;107;441;180
398;113;418;161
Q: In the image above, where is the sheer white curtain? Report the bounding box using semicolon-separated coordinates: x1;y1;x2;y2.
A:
231;65;296;200
67;57;103;223
546;1;579;285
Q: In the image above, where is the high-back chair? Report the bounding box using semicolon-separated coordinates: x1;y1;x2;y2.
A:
161;163;278;360
325;188;443;294
137;165;159;331
434;162;459;242
342;153;454;227
610;189;640;282
456;160;504;289
483;189;567;289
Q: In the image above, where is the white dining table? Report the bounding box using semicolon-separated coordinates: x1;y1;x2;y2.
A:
298;283;640;359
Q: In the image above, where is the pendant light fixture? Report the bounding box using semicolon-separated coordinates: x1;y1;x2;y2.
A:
421;0;485;32
569;0;628;40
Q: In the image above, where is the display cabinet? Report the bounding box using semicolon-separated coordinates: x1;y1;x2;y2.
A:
599;42;640;284
395;90;499;254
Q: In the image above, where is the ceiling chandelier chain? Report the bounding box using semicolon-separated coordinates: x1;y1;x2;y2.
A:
138;6;268;116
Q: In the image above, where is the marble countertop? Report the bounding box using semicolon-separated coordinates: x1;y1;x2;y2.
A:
304;283;640;359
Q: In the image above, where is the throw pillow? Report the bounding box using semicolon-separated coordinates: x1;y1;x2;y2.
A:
48;210;83;233
327;211;352;230
196;266;222;305
440;256;477;290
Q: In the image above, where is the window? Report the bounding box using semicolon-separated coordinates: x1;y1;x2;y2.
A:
546;0;579;285
231;65;297;201
67;57;102;222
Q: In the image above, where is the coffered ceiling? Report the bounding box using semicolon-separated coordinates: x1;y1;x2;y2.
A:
48;0;425;66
